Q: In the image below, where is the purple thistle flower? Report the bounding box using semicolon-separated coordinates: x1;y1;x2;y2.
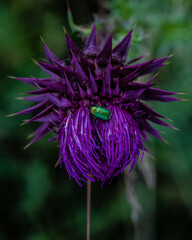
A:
11;26;180;186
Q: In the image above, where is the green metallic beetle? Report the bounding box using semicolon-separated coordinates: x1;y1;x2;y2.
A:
90;106;111;121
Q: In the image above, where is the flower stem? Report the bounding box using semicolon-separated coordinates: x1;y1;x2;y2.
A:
87;180;91;240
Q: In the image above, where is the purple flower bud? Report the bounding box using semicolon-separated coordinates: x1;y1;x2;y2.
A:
12;25;180;186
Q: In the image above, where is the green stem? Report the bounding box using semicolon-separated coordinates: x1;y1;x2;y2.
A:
87;180;91;240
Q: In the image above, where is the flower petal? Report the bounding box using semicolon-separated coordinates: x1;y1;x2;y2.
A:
112;28;134;64
65;33;83;61
41;38;65;67
84;25;97;56
97;34;112;66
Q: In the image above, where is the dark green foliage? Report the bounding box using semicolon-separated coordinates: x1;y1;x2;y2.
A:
0;0;192;239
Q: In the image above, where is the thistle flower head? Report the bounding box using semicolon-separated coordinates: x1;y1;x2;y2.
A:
12;25;180;186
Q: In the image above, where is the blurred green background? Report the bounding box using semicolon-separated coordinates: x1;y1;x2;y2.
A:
0;0;192;239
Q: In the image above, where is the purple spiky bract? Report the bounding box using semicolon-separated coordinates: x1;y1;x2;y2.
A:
12;26;180;186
